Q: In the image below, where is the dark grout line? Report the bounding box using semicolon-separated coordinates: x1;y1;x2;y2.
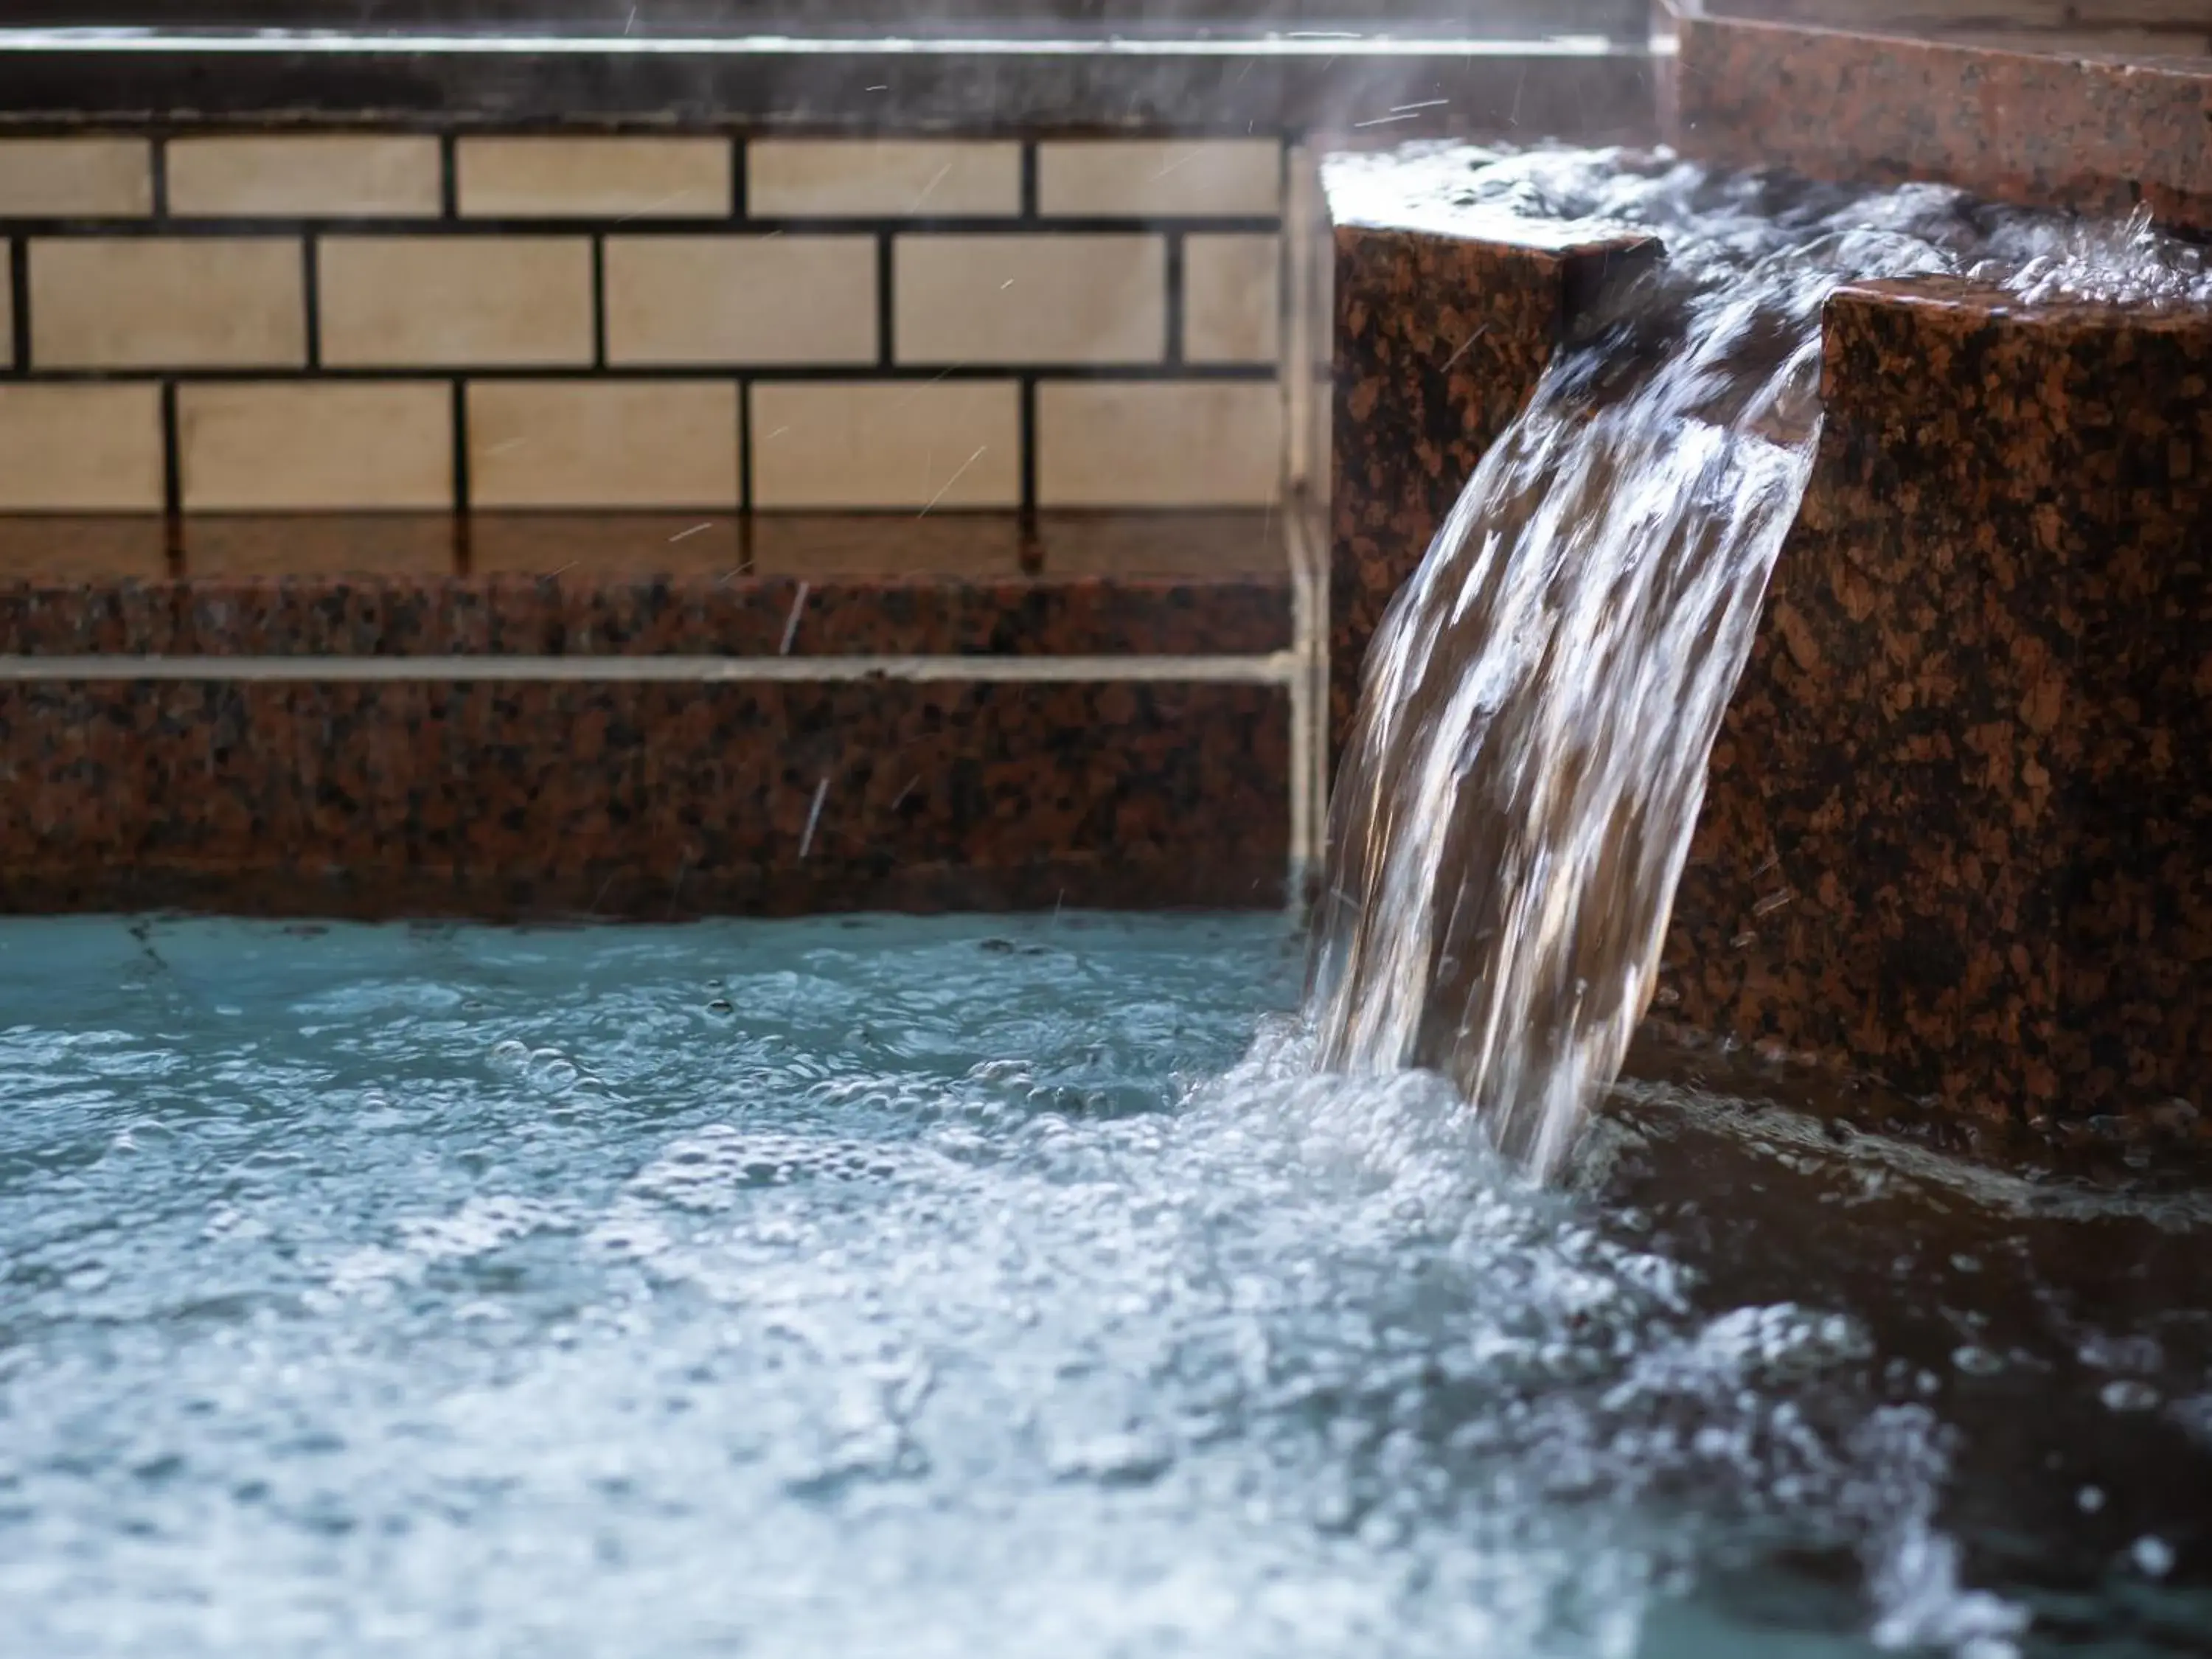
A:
0;214;1284;237
302;234;321;371
875;232;895;369
149;134;170;220
8;363;1281;386
737;373;754;517
730;134;748;220
1020;143;1040;220
590;235;608;369
450;378;470;524
7;239;29;374
439;134;459;219
1018;375;1038;522
159;380;181;516
1164;232;1186;366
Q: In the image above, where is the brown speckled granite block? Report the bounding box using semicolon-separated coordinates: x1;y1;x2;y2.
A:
0;678;1290;917
0;510;1299;918
1664;277;2212;1134
1326;179;1656;759
0;512;1293;658
1672;10;2212;233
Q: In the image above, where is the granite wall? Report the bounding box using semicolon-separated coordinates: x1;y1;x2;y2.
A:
1666;279;2212;1144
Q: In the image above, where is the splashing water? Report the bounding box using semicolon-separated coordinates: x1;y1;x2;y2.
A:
1309;146;2212;1180
7;914;2212;1658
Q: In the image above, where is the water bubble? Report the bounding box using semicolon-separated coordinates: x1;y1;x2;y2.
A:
1047;1427;1175;1487
2078;1486;2106;1514
2132;1536;2176;1579
2100;1379;2161;1413
488;1039;529;1073
1952;1346;2004;1377
526;1048;580;1093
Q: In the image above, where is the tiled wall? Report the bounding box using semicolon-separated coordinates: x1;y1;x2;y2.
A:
0;132;1290;516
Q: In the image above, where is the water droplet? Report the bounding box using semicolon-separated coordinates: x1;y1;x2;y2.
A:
2132;1536;2175;1578
1952;1346;2003;1376
2078;1485;2106;1513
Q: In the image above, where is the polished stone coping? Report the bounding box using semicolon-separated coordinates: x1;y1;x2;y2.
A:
1671;8;2212;232
0;512;1298;659
0;27;1659;131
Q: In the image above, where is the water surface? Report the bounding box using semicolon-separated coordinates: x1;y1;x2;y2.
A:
0;914;2206;1656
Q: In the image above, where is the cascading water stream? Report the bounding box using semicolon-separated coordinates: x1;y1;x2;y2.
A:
1310;147;2212;1180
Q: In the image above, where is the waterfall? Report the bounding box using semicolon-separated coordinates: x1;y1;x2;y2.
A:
1309;147;2211;1180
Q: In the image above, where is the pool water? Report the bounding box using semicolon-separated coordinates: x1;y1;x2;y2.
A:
0;914;2205;1658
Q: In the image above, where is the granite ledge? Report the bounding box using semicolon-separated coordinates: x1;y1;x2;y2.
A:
0;677;1295;918
0;34;1658;136
0;512;1295;659
1671;10;2212;234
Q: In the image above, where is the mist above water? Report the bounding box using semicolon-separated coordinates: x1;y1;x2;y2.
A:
1310;145;2212;1181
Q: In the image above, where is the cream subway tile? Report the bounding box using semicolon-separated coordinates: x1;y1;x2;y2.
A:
320;237;593;368
1037;139;1281;218
896;234;1164;366
1183;233;1281;365
167;135;442;219
0;383;165;511
1036;380;1283;508
178;383;454;512
748;139;1022;218
467;380;740;509
0;138;150;218
605;235;875;366
457;137;731;219
750;380;1020;511
29;238;303;369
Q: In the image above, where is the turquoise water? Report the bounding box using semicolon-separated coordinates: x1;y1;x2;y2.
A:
0;914;2205;1658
